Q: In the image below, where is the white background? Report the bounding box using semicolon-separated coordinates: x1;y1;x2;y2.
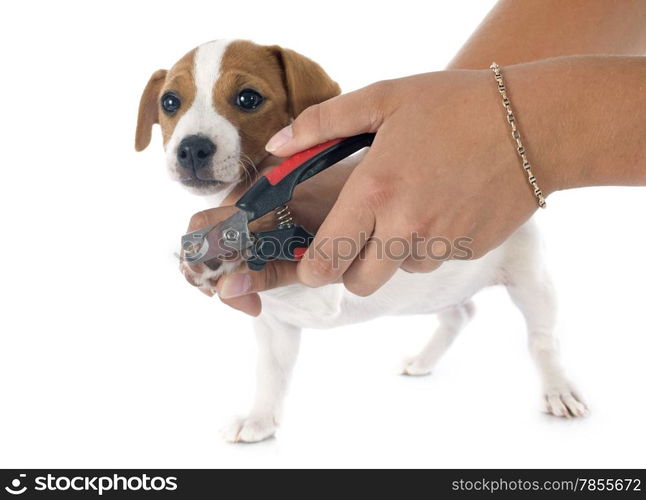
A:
1;0;645;469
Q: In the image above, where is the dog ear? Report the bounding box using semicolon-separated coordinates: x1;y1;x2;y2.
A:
269;46;341;118
135;69;167;151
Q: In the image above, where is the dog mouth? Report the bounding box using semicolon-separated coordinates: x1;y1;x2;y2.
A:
171;154;242;192
178;177;223;189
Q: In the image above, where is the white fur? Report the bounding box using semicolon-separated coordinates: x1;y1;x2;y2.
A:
220;222;586;442
161;41;587;443
165;40;242;193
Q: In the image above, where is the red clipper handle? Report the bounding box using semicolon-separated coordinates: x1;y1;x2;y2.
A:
236;133;375;222
265;139;343;185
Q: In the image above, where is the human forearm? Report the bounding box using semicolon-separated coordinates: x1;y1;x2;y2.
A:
504;55;646;192
448;0;646;70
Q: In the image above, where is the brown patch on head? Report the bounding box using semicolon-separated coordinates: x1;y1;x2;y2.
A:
213;41;290;167
214;40;340;167
269;45;342;118
135;69;166;151
158;49;197;145
134;49;196;151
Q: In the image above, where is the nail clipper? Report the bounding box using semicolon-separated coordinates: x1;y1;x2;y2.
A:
181;133;375;271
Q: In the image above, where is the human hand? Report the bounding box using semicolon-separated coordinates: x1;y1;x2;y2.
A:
264;69;546;296
181;158;356;315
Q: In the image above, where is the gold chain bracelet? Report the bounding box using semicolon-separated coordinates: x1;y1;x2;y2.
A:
489;62;547;209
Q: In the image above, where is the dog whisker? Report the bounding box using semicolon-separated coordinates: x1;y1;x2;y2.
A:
238;153;259;187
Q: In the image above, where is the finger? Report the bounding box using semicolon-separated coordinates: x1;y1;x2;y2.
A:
219;293;262;317
265;83;388;157
297;184;375;288
184;206;241;273
187;205;239;232
400;235;458;273
400;257;443;273
342;222;406;297
218;260;300;298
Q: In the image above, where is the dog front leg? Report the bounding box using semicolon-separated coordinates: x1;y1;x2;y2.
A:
222;316;301;443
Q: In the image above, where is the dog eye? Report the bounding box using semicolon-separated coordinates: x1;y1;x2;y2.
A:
161;92;181;115
235;89;264;111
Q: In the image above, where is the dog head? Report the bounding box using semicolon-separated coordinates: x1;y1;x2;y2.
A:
135;40;340;196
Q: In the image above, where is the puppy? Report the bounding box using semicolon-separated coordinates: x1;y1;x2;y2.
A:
136;39;586;443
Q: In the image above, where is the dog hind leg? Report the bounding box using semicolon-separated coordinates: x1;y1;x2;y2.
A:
506;267;587;418
400;300;475;376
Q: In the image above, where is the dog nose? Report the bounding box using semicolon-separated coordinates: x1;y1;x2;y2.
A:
177;135;216;171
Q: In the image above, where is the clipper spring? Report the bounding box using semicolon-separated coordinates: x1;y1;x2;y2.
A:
275;205;294;229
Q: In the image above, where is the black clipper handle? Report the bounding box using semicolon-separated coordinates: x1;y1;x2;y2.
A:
236;133;375;222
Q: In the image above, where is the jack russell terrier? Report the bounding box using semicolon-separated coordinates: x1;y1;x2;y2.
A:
136;39;587;443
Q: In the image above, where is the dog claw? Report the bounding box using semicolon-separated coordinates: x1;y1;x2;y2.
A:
221;415;277;443
544;386;588;418
400;356;434;376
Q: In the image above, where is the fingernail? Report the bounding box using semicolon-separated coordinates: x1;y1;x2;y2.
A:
219;273;252;298
265;125;293;152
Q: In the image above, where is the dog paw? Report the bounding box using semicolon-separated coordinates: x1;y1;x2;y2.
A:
179;251;244;295
180;259;215;289
543;386;588;418
221;415;277;443
400;356;434;376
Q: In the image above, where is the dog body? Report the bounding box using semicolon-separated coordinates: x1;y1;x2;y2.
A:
137;40;586;443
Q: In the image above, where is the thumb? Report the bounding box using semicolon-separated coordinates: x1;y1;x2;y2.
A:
215;261;299;317
265;83;388;157
218;260;299;299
